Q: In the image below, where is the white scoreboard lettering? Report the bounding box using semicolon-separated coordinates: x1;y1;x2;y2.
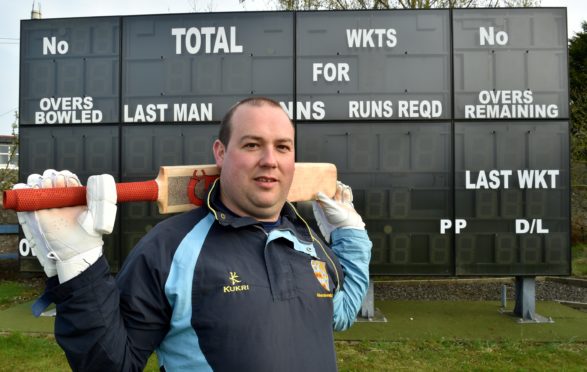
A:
171;26;243;54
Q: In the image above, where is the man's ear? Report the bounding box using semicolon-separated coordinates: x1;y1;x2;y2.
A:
213;139;225;168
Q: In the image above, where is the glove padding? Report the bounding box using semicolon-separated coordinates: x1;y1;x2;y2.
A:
13;170;117;282
312;181;365;243
14;182;58;278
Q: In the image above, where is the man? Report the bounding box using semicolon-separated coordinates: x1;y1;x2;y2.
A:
15;97;372;371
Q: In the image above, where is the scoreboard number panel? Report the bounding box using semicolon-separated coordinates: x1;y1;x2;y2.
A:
122;125;217;179
119;125;218;257
475;190;498;219
19;132;53;172
296;10;451;121
494;52;526;88
380;134;410;171
298;122;452;274
456;234;476;265
496;128;526;169
369;232;388;265
56;136;84;170
412;131;449;171
365;189;388;220
545;233;567;265
390;189;410;219
529;124;567;168
122;13;294;122
56;59;84;92
349;133;373;170
453;8;568;119
430;235;450;265
20;17;120;125
519;235;543;265
26;60;54;96
455;121;569;275
501;189;523;219
19;127;119;181
391;234;410;265
495;234;516;265
182;127;218;164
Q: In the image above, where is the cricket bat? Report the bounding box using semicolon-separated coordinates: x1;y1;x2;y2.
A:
3;163;337;214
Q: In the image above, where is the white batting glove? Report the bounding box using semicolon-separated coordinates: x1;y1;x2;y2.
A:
14;183;57;278
312;181;365;243
13;170;117;283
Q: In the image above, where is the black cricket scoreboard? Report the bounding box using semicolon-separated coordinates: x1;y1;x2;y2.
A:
18;8;570;276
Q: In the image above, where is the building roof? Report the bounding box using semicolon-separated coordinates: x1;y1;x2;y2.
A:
0;135;16;143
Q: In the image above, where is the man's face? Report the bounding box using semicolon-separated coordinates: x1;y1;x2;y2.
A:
213;103;295;222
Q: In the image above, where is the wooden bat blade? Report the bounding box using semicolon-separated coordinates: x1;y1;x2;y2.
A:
157;163;337;214
288;163;337;201
156;164;219;214
3;163;337;214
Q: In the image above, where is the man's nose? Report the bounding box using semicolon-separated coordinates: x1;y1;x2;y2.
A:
259;147;278;167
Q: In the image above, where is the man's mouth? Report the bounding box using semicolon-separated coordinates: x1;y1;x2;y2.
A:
255;176;277;183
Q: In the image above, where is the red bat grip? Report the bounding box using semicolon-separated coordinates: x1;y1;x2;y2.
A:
3;180;159;212
116;181;159;203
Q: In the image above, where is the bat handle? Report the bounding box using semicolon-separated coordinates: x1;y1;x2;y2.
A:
3;180;159;212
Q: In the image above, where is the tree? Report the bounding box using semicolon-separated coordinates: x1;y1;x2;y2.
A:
0;112;18;193
186;0;216;12
568;22;587;244
570;22;587;163
274;0;541;10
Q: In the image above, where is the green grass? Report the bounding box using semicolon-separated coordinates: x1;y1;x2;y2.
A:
0;332;160;372
336;301;587;342
1;334;586;371
572;243;587;277
1;246;587;371
0;280;43;310
0;332;68;372
335;340;587;371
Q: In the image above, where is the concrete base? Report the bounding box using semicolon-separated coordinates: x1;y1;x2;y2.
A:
499;308;554;324
356;307;388;323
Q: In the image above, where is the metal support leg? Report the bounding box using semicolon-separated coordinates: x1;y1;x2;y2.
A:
510;276;553;324
360;281;375;319
356;281;387;322
514;276;535;320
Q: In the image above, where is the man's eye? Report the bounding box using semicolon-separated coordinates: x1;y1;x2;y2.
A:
277;145;292;152
244;143;259;149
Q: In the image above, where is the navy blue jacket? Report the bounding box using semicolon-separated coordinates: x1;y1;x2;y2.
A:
48;181;371;371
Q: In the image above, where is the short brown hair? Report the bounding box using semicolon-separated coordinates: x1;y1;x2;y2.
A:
218;97;290;145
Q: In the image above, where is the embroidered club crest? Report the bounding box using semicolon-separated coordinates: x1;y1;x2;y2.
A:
311;260;329;291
